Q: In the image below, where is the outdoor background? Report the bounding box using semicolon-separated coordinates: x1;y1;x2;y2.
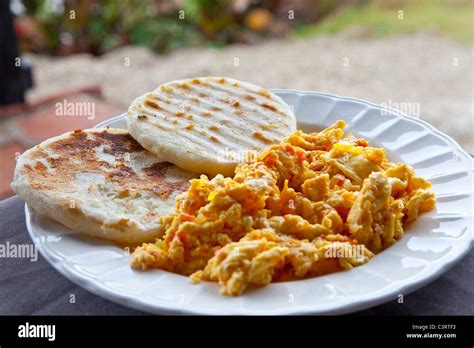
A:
0;0;473;199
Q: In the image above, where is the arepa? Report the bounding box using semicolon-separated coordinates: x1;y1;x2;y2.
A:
127;77;296;176
11;128;196;244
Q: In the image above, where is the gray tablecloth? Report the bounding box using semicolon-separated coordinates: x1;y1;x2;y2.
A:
1;195;472;315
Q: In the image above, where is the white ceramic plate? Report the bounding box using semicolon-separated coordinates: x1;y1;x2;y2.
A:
26;90;473;315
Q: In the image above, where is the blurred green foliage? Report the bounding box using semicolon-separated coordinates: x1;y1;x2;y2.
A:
294;0;473;43
19;0;340;55
15;0;471;56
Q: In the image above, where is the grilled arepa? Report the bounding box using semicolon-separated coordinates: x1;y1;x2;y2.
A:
127;77;296;177
12;128;196;243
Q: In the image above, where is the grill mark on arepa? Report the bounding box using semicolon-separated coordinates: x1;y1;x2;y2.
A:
150;91;257;146
134;109;224;153
193;81;290;138
184;84;268;120
205;81;283;116
186;86;285;144
144;99;161;110
153;85;278;149
171;84;283;147
252;131;274;144
146;95;263;150
139;94;232;146
152;85;270;132
208;77;262;96
138;93;253;152
206;80;287;120
156;83;264;126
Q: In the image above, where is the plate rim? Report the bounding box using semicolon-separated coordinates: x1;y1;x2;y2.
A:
27;89;474;315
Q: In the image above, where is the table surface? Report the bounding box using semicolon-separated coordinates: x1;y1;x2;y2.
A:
1;195;472;315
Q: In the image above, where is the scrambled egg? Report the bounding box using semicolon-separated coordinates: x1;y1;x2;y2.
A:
131;120;435;296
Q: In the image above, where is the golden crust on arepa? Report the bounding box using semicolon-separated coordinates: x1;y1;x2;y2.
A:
12;128;197;243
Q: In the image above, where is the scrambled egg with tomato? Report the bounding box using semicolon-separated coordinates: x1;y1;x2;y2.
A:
131;121;435;296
